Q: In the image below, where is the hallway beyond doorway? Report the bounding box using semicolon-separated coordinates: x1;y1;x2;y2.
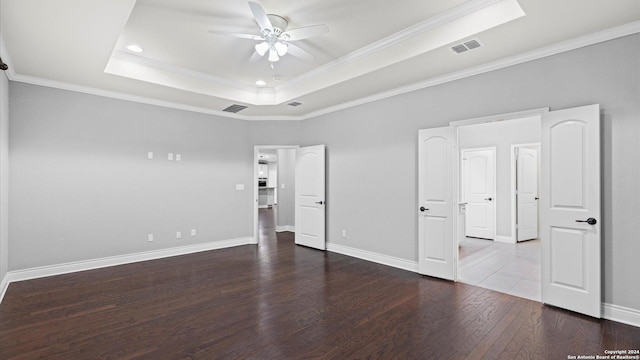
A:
458;238;541;301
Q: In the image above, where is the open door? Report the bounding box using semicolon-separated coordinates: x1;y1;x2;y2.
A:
516;147;539;241
295;145;326;250
541;104;601;318
418;127;455;280
462;148;495;240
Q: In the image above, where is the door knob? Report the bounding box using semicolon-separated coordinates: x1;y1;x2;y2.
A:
315;200;324;205
575;218;597;225
484;197;493;201
419;206;429;212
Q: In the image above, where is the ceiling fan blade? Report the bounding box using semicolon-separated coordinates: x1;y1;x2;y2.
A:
286;43;314;61
249;51;263;62
248;1;273;32
208;30;263;41
282;24;329;41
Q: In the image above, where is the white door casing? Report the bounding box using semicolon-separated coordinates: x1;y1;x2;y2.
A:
462;148;495;240
295;145;326;250
517;147;539;241
541;104;601;318
418;127;455;280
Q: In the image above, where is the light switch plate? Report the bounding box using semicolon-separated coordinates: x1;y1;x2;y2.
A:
168;153;174;161
176;231;181;239
147;234;154;242
176;154;181;161
191;229;196;236
236;184;245;191
147;152;153;160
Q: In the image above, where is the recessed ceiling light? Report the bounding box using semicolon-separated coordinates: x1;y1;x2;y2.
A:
255;80;267;86
126;44;143;53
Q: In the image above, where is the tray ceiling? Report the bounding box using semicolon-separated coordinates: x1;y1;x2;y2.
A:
1;0;639;119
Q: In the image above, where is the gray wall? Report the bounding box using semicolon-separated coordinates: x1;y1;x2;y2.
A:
8;83;259;269
458;117;541;240
0;71;8;282
301;34;640;310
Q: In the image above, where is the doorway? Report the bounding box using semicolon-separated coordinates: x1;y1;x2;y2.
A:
419;104;602;317
254;145;298;244
455;116;542;301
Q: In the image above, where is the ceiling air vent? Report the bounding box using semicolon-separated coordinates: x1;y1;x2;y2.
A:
223;104;248;113
451;38;483;54
287;101;302;107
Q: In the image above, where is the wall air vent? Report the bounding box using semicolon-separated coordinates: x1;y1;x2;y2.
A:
287;101;302;107
451;38;483;54
223;104;248;113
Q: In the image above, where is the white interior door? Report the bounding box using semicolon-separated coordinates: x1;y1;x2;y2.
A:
295;145;326;250
418;127;455;280
516;147;539;241
541;104;601;318
462;148;495;240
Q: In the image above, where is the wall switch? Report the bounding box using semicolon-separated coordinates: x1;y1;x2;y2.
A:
281;183;285;189
176;231;182;239
341;229;347;238
147;234;154;242
176;154;181;161
168;153;174;161
147;152;153;160
191;229;196;236
236;184;245;191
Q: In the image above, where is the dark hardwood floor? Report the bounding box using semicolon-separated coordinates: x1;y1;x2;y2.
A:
1;208;638;359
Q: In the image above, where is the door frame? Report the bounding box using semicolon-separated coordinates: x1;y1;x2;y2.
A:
510;143;541;243
450;107;549;281
460;146;497;241
253;145;299;244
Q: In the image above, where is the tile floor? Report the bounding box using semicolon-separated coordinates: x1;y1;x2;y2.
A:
458;237;541;301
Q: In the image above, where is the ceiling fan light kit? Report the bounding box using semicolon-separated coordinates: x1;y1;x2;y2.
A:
211;1;329;63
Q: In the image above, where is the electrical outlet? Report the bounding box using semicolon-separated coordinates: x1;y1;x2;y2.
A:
176;154;181;161
341;229;347;238
176;231;181;239
191;229;196;237
147;234;154;242
147;152;153;160
281;183;285;189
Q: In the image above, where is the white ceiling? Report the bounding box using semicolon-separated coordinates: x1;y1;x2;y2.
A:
1;0;639;119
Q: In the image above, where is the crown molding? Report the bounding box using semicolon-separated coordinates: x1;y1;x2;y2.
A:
111;50;257;93
2;21;638;121
302;20;640;120
277;0;506;93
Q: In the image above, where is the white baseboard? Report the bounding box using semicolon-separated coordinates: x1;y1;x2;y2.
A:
0;273;9;304
602;303;640;328
275;225;295;232
494;235;515;244
327;243;419;273
1;237;253;299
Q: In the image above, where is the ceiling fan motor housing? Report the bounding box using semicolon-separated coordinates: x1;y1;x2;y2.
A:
267;14;288;36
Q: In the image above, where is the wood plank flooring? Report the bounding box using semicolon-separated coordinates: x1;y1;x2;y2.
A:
1;208;638;359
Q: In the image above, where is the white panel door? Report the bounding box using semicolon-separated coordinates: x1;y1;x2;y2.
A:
462;149;495;240
418;127;455;280
541;104;600;318
517;147;539;241
295;145;326;250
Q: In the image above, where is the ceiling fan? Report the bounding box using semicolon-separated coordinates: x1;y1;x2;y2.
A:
209;1;329;63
